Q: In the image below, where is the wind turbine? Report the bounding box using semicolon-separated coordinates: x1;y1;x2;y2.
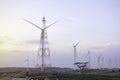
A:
73;42;80;65
24;17;59;72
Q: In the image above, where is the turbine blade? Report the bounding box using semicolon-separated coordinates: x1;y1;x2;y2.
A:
75;41;80;46
44;18;62;29
23;19;42;30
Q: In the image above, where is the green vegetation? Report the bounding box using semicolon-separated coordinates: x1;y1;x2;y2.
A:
0;70;120;80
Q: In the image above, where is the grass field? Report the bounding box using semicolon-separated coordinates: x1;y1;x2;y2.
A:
0;69;120;80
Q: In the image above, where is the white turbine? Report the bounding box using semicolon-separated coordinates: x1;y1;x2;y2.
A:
73;42;80;65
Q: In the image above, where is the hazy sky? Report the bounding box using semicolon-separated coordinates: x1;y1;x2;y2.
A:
0;0;120;68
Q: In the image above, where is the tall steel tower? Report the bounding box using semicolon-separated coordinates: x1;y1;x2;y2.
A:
24;17;58;72
36;17;51;71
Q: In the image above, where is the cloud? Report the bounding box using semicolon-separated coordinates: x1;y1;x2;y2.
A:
26;40;40;44
0;35;32;51
0;50;37;67
0;35;13;45
88;42;119;52
26;39;50;45
66;17;79;22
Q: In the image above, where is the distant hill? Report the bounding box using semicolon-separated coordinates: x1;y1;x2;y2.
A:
46;67;73;72
0;67;26;73
0;67;73;73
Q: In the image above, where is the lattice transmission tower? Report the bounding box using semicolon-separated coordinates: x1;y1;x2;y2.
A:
24;17;59;72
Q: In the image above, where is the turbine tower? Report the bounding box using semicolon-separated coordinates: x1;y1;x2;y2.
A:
24;17;58;72
97;55;101;69
73;42;79;64
88;50;91;69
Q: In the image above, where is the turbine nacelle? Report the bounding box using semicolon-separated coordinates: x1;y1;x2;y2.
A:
73;41;80;48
